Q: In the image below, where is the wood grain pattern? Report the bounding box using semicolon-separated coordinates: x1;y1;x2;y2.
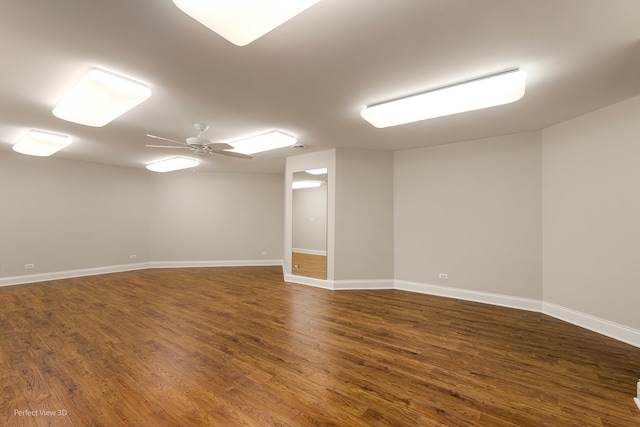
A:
1;266;639;426
292;252;327;279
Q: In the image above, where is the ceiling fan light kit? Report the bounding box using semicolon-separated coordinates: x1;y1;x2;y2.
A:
146;156;200;173
12;130;72;157
360;68;527;128
52;68;152;127
145;122;256;161
171;0;322;46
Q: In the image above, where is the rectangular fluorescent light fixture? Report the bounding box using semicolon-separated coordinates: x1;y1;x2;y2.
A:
305;168;327;175
361;68;527;128
293;180;322;190
229;130;297;155
12;130;72;157
52;68;152;127
146;156;199;172
172;0;321;46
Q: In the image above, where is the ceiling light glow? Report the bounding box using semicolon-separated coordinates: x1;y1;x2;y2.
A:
229;131;297;155
52;68;152;127
293;180;322;190
361;68;527;128
12;130;72;157
146;156;199;173
172;0;321;46
305;168;328;175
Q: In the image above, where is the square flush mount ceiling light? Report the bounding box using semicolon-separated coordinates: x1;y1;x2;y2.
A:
52;68;152;127
172;0;321;46
12;130;72;157
229;130;297;155
146;156;200;173
361;68;527;128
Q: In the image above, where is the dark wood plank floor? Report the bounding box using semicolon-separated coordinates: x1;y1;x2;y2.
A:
1;266;639;426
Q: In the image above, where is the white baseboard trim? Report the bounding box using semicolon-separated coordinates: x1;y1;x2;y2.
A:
0;262;149;287
542;302;640;349
292;248;327;256
284;273;334;290
283;275;395;291
147;259;283;269
394;280;542;312
0;260;284;287
634;397;640;411
393;280;640;348
3;264;639;349
282;276;640;348
334;279;394;290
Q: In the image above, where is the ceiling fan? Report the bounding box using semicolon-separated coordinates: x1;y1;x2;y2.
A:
145;123;253;159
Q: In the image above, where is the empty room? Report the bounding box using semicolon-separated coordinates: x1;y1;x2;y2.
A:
1;1;640;426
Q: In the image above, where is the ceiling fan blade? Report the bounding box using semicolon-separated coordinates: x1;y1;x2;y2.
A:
145;144;189;149
205;142;234;150
212;150;253;160
146;134;186;146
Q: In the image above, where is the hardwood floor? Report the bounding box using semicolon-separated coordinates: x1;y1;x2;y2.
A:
292;252;327;279
1;266;639;426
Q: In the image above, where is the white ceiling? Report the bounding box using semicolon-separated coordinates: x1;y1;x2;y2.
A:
1;0;639;174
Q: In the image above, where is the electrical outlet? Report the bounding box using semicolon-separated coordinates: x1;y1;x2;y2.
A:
129;254;137;260
24;263;35;270
438;273;448;279
261;251;268;256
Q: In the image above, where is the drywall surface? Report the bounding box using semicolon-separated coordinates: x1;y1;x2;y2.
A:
0;153;151;277
148;171;284;262
542;94;640;330
394;132;542;299
334;148;394;281
0;152;285;280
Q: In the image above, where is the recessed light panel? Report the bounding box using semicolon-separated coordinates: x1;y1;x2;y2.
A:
172;0;321;46
146;156;199;173
229;131;297;155
12;130;72;157
361;69;527;128
52;68;152;127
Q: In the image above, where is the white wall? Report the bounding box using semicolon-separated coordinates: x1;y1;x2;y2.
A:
542;94;640;330
148;171;284;262
0;153;285;282
334;148;394;281
394;132;543;300
0;153;151;278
